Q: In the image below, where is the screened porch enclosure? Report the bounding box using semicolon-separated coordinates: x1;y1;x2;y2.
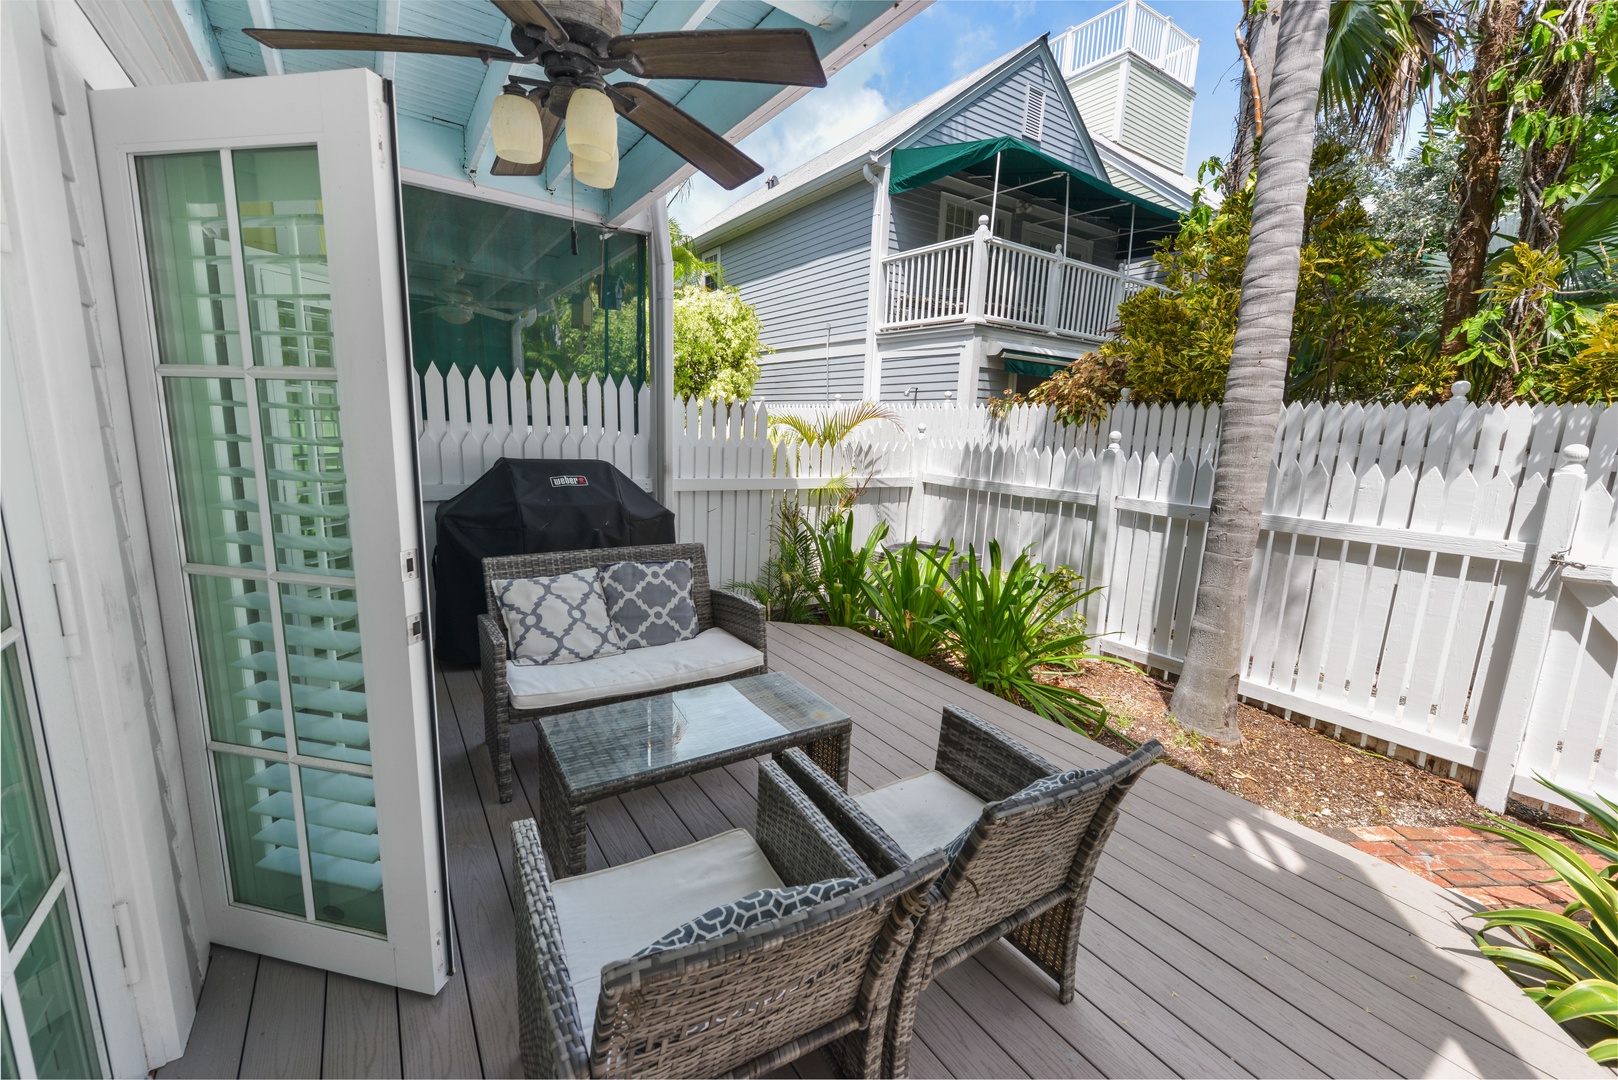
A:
880;138;1178;342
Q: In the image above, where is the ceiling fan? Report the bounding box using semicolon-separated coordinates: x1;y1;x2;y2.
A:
244;0;827;190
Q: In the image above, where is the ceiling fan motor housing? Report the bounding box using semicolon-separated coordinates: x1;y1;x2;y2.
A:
511;0;623;56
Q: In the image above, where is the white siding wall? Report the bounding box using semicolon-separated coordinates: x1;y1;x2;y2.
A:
879;328;970;401
910;55;1098;175
1066;59;1123;142
1119;63;1194;172
889;187;943;251
718;179;875;401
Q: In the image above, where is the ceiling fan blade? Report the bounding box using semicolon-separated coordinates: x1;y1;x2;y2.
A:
243;28;519;60
489;0;569;44
609;29;826;87
611;84;763;190
489;99;560;176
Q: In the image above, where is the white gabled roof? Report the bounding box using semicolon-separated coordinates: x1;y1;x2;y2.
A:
693;39;1052;245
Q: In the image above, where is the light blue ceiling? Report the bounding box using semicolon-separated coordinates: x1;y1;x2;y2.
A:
192;0;898;224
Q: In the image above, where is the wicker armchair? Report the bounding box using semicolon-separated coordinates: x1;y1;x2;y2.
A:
479;543;767;802
512;760;947;1079
777;707;1162;1078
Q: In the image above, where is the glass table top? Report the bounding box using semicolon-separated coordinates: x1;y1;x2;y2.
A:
542;673;849;797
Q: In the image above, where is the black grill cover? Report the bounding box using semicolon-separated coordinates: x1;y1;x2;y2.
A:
433;458;675;666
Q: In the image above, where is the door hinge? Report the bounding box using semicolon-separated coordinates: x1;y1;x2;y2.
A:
406;612;424;645
401;548;419;580
114;901;141;984
49;558;83;658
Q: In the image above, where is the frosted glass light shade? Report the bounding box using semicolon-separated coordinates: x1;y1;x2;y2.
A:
491;94;546;164
566;88;617;163
572;149;618;190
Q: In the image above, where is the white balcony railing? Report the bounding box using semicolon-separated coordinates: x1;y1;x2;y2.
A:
1050;0;1198;89
880;223;1145;341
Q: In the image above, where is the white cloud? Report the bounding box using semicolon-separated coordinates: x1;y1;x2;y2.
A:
670;42;894;236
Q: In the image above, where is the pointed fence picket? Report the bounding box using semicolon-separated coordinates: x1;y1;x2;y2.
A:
417;362;1613;811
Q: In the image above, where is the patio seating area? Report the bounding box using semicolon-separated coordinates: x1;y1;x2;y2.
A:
156;623;1601;1080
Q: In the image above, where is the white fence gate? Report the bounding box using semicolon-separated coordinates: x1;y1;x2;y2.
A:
417;361;1617;812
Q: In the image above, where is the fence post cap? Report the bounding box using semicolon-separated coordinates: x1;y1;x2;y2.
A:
1449;380;1472;402
1559;443;1590;467
1108;430;1122;450
916;422;929;437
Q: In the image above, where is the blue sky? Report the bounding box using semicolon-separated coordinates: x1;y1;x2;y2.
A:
672;0;1245;232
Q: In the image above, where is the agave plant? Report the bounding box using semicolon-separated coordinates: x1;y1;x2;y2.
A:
1470;784;1618;1063
863;540;955;659
928;541;1115;738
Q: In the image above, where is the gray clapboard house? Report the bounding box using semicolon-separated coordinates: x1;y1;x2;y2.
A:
692;1;1199;403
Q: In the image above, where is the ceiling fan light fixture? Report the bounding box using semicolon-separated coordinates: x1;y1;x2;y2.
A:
572;148;618;189
566;86;617;163
492;91;546;164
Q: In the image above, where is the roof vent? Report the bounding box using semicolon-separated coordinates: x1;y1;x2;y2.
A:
1022;85;1047;142
765;175;780;188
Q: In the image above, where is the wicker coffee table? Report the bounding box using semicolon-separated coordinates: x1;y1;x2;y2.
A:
530;673;852;876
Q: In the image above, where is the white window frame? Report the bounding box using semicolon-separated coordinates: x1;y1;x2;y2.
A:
937;193;1010;243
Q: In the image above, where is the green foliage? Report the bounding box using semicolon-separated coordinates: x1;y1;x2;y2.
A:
768;402;901;448
1469;793;1618;1063
1009;351;1127;427
863;540;955;659
809;511;888;630
927;542;1113;738
669;218;721;287
672;284;767;402
1548;305;1618;402
728;502;819;623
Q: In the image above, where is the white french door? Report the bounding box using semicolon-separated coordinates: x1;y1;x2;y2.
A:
92;70;447;993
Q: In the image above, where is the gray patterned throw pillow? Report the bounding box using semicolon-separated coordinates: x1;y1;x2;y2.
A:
599;559;699;650
634;877;865;956
493;570;623;666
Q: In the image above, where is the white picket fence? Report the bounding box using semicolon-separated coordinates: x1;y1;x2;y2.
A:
417;361;1617;811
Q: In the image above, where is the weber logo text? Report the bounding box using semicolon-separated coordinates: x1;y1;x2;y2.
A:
550;475;589;487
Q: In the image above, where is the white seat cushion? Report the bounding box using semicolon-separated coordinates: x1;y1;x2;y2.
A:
505;627;763;711
856;771;986;856
549;829;783;1038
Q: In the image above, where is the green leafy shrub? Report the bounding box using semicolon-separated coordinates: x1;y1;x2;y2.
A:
672;284;767;401
864;540;955;659
928;542;1113;737
810;511;888;630
728;501;819;623
1470;781;1618;1063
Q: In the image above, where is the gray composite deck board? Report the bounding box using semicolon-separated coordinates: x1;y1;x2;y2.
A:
154;624;1601;1079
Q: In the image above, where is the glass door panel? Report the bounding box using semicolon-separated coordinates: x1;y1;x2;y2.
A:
137;146;387;940
1;544;104;1078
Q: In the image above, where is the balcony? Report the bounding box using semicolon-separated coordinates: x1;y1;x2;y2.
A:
880;227;1148;342
1051;0;1200;89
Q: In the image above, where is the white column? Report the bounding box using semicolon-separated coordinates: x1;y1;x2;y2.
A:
650;198;677;503
861;161;891;401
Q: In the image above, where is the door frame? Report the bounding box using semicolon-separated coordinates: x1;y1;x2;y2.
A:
92;68;447;992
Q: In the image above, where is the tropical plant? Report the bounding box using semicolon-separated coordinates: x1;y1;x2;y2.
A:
728;501;819;623
1549;304;1618;402
927;542;1113;738
863;540;955;659
809;511;888;630
672;284;767;401
1170;0;1328;744
1469;797;1618;1062
769;401;902;510
1320;0;1454;160
669;218;720;287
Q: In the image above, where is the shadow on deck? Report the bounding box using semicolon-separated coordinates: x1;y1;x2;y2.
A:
156;624;1600;1079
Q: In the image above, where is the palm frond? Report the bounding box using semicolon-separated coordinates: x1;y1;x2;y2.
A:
1321;0;1454;159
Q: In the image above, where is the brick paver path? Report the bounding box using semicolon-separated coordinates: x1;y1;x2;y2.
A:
1328;825;1603;910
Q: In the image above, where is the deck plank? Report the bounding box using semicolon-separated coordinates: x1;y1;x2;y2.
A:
322;973;402;1078
238;957;325;1078
154;626;1603;1080
156;945;257;1079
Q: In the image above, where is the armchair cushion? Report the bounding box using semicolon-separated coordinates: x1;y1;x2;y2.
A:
504;627;763;711
548;828;784;1038
855;771;986;857
494;570;622;666
599;559;699;649
634;877;865;957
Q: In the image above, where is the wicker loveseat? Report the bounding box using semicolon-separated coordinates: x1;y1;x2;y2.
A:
479;543;767;802
511;760;948;1079
778;707;1162;1077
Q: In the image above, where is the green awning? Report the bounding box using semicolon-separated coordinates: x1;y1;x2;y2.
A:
888;136;1181;234
1002;354;1069;378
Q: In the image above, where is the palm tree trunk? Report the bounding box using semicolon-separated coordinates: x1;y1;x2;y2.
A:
1438;0;1521;365
1169;0;1328;744
1227;0;1284;188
